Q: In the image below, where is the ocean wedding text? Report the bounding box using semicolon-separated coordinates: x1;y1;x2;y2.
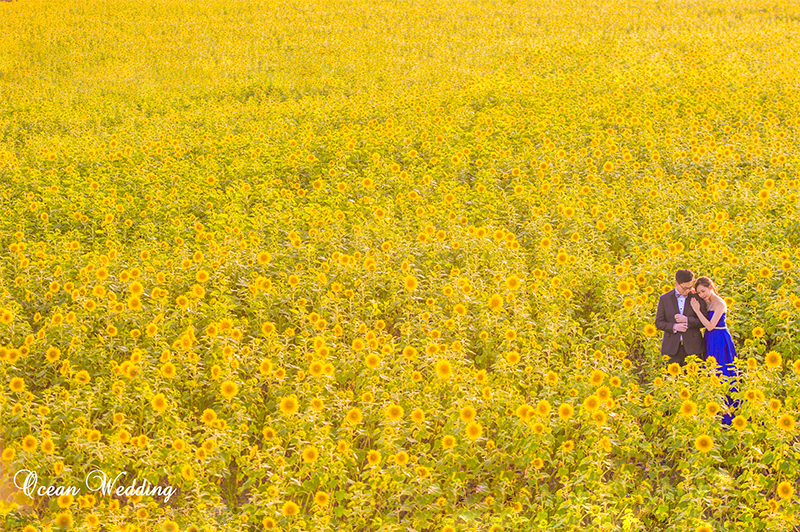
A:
14;469;177;502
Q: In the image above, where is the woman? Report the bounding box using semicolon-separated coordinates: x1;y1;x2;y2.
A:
690;276;739;425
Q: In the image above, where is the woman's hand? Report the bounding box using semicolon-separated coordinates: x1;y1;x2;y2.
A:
690;298;700;312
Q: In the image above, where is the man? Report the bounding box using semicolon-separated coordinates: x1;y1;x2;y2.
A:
655;269;709;366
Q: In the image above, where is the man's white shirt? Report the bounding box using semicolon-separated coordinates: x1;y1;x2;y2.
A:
675;288;685;342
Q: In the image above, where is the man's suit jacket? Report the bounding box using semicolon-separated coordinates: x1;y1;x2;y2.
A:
655;289;708;356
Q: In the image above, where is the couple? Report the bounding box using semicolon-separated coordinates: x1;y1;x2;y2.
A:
655;269;739;424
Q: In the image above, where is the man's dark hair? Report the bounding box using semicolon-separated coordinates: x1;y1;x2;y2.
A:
675;269;694;284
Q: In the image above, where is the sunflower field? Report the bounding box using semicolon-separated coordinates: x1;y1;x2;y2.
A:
1;0;800;530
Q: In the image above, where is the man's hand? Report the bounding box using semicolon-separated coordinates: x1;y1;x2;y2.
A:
673;322;688;333
674;314;687;324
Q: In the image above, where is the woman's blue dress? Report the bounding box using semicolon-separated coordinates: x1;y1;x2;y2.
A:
705;311;739;425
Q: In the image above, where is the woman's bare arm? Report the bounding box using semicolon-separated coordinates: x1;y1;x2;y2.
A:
691;298;725;331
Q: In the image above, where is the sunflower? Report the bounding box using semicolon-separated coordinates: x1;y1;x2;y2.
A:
161;362;176;378
41;438;54;454
435;359;453;379
367;450;382;466
302;446;319;463
128;296;142;311
176;295;189;309
596;386;611;402
536;400;551;416
583;395;600;412
667;363;682;376
465;421;483;441
395;451;410;465
281;500;300;516
778;414;795;431
705;402;721;417
180;464;195;481
309;361;324;376
598;436;612;452
558;403;574;421
220;380;239;399
679;400;697;418
10;377;25;392
54;512;74;528
22;435;38;452
402;346;418;359
279;395;300;416
259;359;273;376
151;393;168;413
765;351;782;368
201;408;217;424
162;520;180;532
416;465;431;478
459;405;477;423
442;435;457;449
694;434;714;453
488;293;504;312
365;354;381;368
386;403;404;421
515;404;532;420
46;346;61;362
314;491;330;505
118;429;131;443
411;408;425;423
589;369;605;386
777;481;795;499
732;415;747;431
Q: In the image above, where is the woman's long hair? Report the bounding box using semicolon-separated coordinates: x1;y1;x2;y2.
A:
694;276;716;293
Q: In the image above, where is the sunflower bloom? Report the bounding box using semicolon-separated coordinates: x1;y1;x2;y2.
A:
558;403;574;421
777;481;795;499
220;380;239;399
279;395;300;416
465;421;483;441
778;414;795;431
694;434;714;453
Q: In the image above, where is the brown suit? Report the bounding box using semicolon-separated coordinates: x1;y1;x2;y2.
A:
655;289;708;365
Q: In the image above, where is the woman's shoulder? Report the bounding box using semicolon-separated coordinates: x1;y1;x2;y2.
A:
714;295;727;312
